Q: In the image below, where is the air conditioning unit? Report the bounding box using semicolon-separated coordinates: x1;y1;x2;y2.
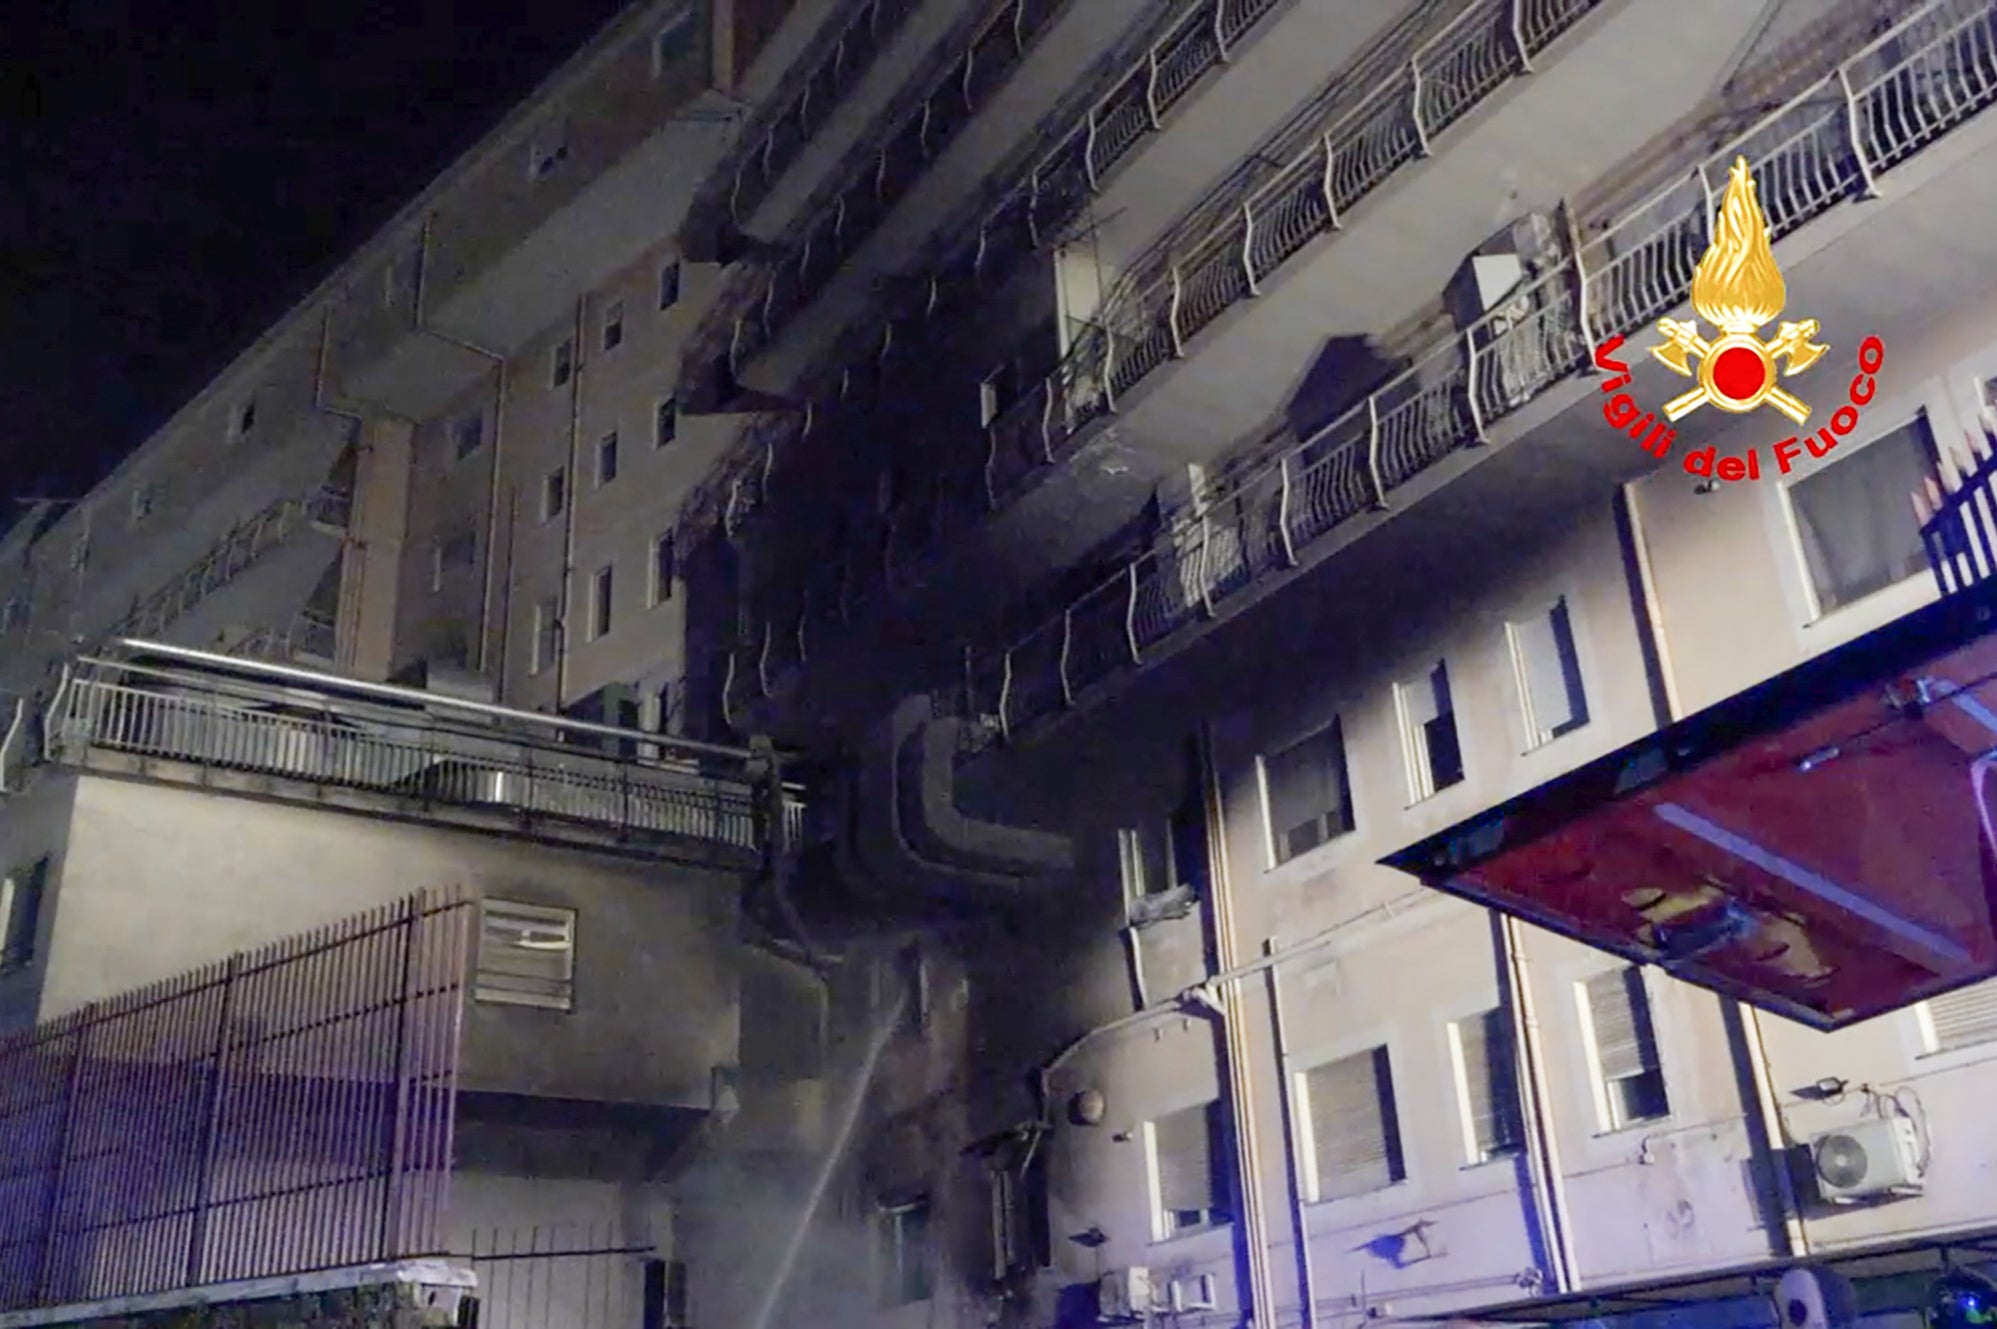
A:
1810;1116;1924;1203
1099;1267;1158;1322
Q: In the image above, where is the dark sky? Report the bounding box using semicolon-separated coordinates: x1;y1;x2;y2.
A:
0;0;627;514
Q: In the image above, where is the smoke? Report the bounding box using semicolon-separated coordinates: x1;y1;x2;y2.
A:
672;991;911;1329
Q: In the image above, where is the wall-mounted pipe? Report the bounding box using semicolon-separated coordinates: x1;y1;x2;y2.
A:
1265;937;1320;1329
1500;913;1578;1294
555;296;588;707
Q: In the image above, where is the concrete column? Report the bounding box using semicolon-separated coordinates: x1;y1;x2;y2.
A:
340;417;414;681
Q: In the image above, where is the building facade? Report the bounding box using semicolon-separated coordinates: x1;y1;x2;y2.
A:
8;2;1997;1329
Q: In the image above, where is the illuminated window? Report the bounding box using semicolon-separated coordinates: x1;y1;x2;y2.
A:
1509;597;1588;747
1788;413;1937;614
1397;661;1464;801
1261;719;1354;864
1580;967;1669;1130
1145;1100;1230;1238
1296;1047;1405;1201
1450;1009;1525;1163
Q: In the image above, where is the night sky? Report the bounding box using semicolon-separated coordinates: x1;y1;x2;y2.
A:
0;1;626;522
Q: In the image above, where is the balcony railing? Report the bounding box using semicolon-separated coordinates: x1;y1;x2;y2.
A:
720;0;1997;731
692;0;1077;379
231;607;340;665
111;483;352;642
1920;419;1997;596
913;0;1997;747
709;0;925;231
683;0;1311;543
44;648;804;860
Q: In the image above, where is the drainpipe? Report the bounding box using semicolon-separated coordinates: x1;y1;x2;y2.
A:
1500;914;1579;1294
1194;722;1280;1329
1264;939;1319;1329
555;296;588;707
1737;1002;1812;1258
413;213;512;687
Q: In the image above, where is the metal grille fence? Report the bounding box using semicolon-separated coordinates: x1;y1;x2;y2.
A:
468;1224;673;1329
0;888;474;1312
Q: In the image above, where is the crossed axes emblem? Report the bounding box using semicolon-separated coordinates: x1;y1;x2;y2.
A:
1650;316;1830;427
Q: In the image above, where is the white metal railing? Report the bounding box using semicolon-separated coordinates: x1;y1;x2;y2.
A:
690;0;1075;379
0;695;27;794
727;0;1997;733
713;0;925;230
111;484;352;642
231;608;340;665
705;0;1607;677
43;655;802;857
937;0;1997;746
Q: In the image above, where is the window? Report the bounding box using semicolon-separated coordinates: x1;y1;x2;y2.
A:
129;483;159;527
658;261;682;311
650;532;678;606
601;300;625;352
431;531;477;590
1510;597;1588;747
1297;1047;1406;1202
231;397;257;439
655;397;678;448
551;339;575;389
542;468;568;522
1118;794;1204;921
1920;977;1997;1053
451;413;485;461
531;595;559;675
590;565;615;640
990;1149;1052;1279
653;10;697;76
597;431;620;487
528;122;570;181
0;857;50;970
1789;413;1937;614
879;1199;932;1306
1262;720;1355;865
1450;1009;1526;1163
1146;1100;1231;1239
1580;967;1670;1131
1398;661;1464;801
475;899;575;1010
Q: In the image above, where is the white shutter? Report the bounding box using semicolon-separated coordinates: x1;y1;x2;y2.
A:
1927;979;1997;1051
1152;1103;1215;1216
1586;968;1648;1081
1305;1049;1401;1200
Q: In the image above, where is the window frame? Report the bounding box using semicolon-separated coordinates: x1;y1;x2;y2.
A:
1576;966;1671;1134
655;397;678;448
596;430;620;489
1293;1044;1408;1204
1143;1098;1231;1242
1507;595;1590;750
1258;718;1356;869
530;596;559;676
589;564;615;641
652;11;696;78
550;337;575;389
1915;976;1997;1057
450;412;485;461
1780;408;1940;621
877;1197;933;1307
542;468;568;523
649;532;677;607
0;857;50;971
474;898;576;1011
601;300;625;353
658;260;682;311
1445;1005;1527;1166
1396;660;1465;804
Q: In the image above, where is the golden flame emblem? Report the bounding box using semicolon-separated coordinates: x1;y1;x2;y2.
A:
1648;156;1828;425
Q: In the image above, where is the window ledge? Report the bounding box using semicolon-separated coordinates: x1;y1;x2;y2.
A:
1149;1219;1233;1248
1305;1178;1410;1209
1129;888;1199;929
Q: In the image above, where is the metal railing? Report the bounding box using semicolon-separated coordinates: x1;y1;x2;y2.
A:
689;0;1078;380
42;651;797;859
680;0;1307;545
0;889;473;1311
0;695;27;795
709;0;924;232
1921;423;1997;595
110;484;352;643
921;0;1997;747
230;608;340;666
703;0;1612;698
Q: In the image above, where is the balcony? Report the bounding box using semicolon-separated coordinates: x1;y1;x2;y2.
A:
107;483;351;651
925;0;1997;748
686;0;933;251
44;645;805;868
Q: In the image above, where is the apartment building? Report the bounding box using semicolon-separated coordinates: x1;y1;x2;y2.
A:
9;1;1997;1329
